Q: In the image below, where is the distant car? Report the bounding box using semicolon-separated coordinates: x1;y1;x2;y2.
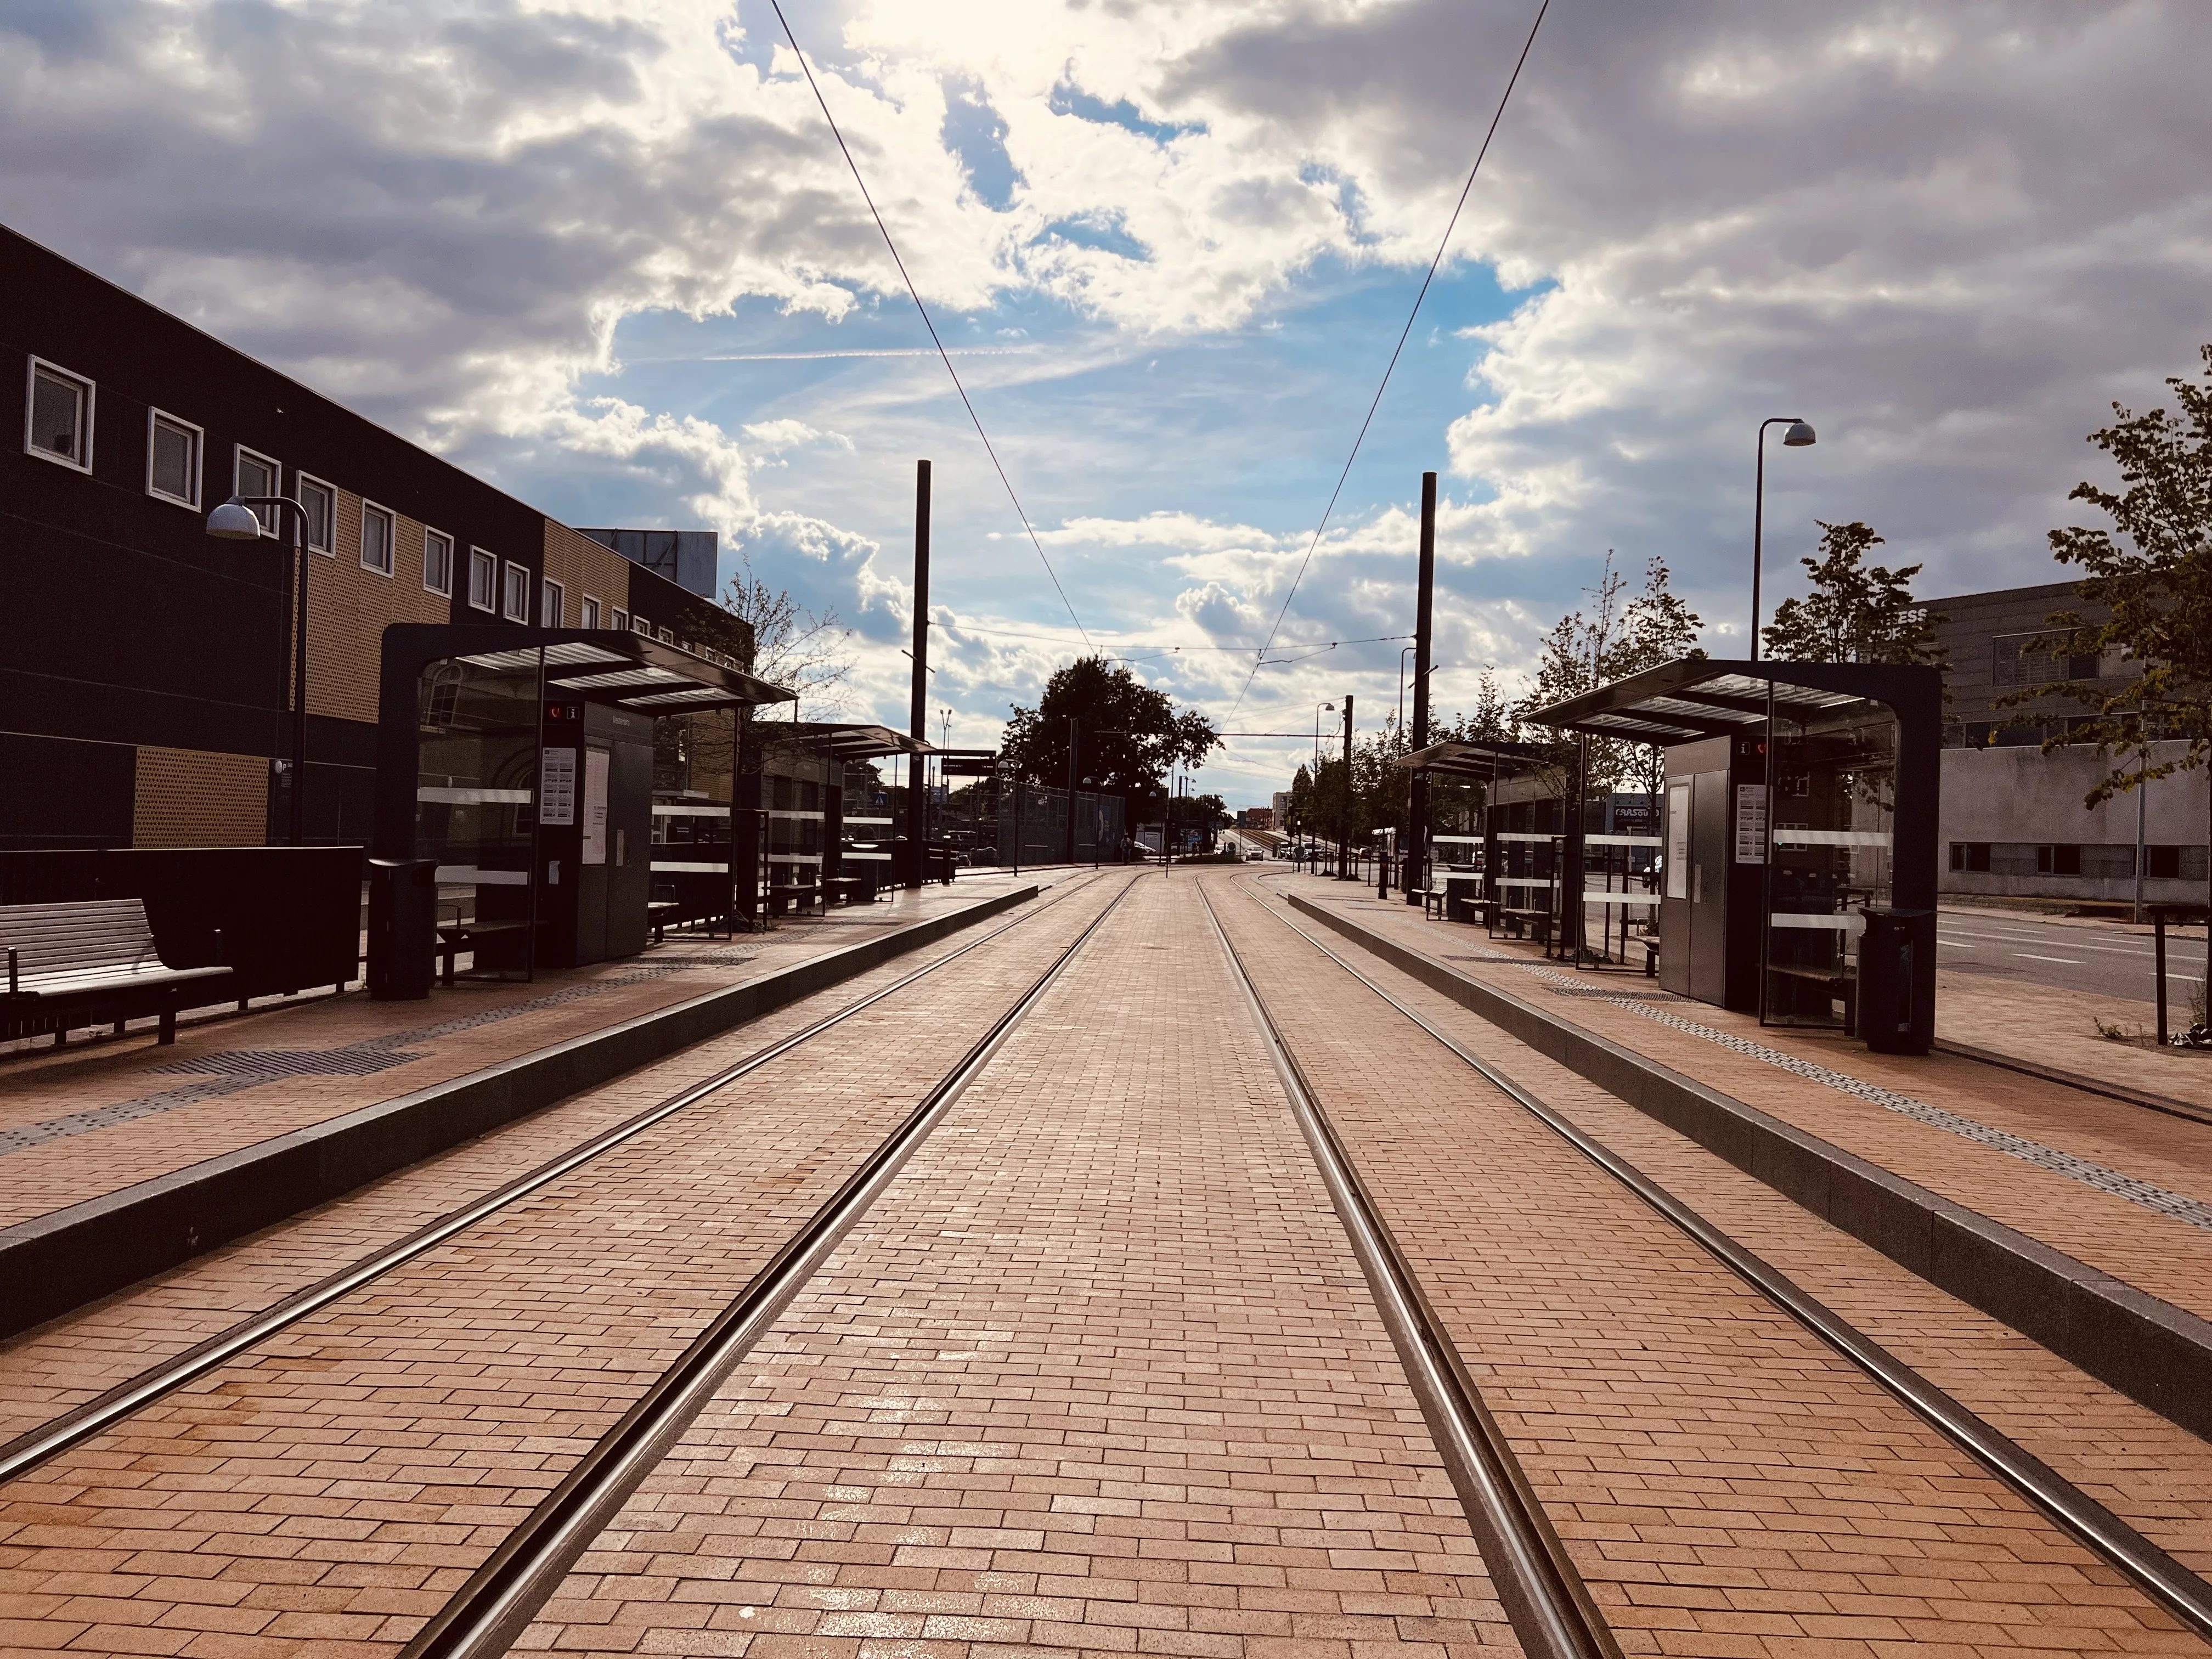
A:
1246;850;1265;861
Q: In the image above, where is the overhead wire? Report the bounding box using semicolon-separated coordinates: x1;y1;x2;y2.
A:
1223;0;1550;724
768;0;1093;652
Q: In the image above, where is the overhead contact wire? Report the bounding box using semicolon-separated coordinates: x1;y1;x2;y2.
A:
1226;0;1548;723
769;0;1092;653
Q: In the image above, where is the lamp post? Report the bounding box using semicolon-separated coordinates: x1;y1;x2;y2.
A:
1750;416;1816;662
1312;701;1335;771
1397;645;1416;735
208;495;311;844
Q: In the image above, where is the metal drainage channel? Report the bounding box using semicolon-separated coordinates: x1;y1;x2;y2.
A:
1194;881;1621;1659
398;871;1142;1659
1242;879;2212;1644
0;870;1122;1491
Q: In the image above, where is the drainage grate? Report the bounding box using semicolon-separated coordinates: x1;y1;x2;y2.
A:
156;1048;424;1081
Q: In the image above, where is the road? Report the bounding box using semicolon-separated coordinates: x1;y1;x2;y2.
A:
1938;906;2207;1008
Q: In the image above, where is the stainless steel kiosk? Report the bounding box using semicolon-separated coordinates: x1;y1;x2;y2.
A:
1527;658;1942;1053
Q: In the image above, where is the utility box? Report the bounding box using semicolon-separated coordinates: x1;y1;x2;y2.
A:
1858;907;1936;1054
366;857;437;1001
534;699;656;968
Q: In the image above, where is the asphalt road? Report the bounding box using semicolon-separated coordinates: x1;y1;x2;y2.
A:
1938;907;2208;1008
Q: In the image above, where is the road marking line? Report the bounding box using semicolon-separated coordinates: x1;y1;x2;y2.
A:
2013;952;2085;964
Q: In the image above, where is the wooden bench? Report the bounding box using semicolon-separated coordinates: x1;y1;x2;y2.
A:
1408;888;1443;920
0;898;233;1047
435;918;531;986
1769;962;1857;1032
766;883;824;918
824;876;878;906
1629;934;1660;977
647;900;681;943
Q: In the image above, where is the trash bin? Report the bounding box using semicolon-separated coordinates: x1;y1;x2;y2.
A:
367;857;438;1001
1858;907;1934;1054
1444;875;1479;924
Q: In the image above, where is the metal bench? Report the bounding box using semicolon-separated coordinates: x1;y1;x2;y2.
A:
0;898;233;1047
435;918;531;986
1498;906;1553;948
1629;934;1660;977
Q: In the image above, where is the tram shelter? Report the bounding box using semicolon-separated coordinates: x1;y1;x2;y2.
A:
372;625;793;987
1527;657;1942;1053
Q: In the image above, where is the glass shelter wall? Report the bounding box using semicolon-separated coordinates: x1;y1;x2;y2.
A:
414;658;542;905
1763;705;1898;1031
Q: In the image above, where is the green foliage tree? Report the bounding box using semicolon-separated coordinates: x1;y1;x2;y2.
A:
1001;656;1220;819
1759;521;1943;666
2029;344;2212;809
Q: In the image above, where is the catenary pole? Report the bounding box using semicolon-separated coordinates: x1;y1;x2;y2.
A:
908;460;930;887
1065;716;1080;866
1408;471;1436;902
1339;696;1355;881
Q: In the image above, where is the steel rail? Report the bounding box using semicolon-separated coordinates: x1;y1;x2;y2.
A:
0;873;1109;1490
398;871;1143;1659
1194;882;1621;1659
1244;881;2212;1642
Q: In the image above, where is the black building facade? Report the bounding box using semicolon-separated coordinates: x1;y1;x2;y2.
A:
2;224;739;852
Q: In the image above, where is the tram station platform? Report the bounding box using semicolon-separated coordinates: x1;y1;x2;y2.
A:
0;868;2208;1658
0;874;1042;1338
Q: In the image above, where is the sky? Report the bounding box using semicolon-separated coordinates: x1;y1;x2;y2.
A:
5;0;2210;803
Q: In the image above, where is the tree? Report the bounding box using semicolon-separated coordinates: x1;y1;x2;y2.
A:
1759;521;1944;666
2029;343;2212;809
721;550;856;714
1001;656;1220;819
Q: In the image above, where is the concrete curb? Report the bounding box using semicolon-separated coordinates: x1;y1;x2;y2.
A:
1286;890;2212;1441
0;887;1039;1339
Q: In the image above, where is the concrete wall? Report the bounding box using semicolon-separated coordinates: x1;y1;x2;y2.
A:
1940;741;2210;901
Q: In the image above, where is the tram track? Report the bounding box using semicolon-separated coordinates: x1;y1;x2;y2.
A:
1206;872;2212;1647
0;871;1131;1499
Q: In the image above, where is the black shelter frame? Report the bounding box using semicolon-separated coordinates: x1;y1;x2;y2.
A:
375;625;794;973
1528;658;1941;1032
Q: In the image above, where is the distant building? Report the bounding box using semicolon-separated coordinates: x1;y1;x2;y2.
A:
1243;806;1274;831
1272;790;1295;826
1922;582;2205;905
577;528;718;599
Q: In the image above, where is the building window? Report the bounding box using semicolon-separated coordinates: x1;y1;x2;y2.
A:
580;595;601;630
297;474;335;553
503;560;530;622
468;546;497;612
234;447;281;534
25;358;93;472
631;613;651;635
658;625;675;644
146;409;202;507
1949;842;1991;873
1992;631;2100;688
424;528;454;596
611;608;629;633
360;500;394;575
541;577;565;626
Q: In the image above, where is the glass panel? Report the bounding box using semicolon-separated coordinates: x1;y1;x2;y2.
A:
470;549;496;609
1764;705;1897;1030
425;531;453;594
151;417;196;501
299;479;332;549
31;368;83;461
362;506;393;573
237;452;278;530
415;654;540;927
503;563;529;620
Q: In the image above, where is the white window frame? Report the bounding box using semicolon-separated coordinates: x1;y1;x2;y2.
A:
232;446;282;536
540;576;565;627
631;613;651;636
610;608;629;633
502;560;531;623
25;357;95;473
296;472;336;554
359;499;396;577
145;408;204;509
467;546;498;613
580;595;601;630
423;527;454;597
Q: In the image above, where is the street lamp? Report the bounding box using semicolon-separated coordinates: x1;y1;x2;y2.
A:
1312;701;1335;771
1750;416;1816;662
209;495;311;845
1398;645;1416;735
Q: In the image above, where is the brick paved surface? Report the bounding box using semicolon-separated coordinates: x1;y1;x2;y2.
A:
0;877;1110;1444
521;871;1519;1659
1216;873;2200;1656
0;877;1033;1232
0;876;1127;1657
1285;879;2212;1324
